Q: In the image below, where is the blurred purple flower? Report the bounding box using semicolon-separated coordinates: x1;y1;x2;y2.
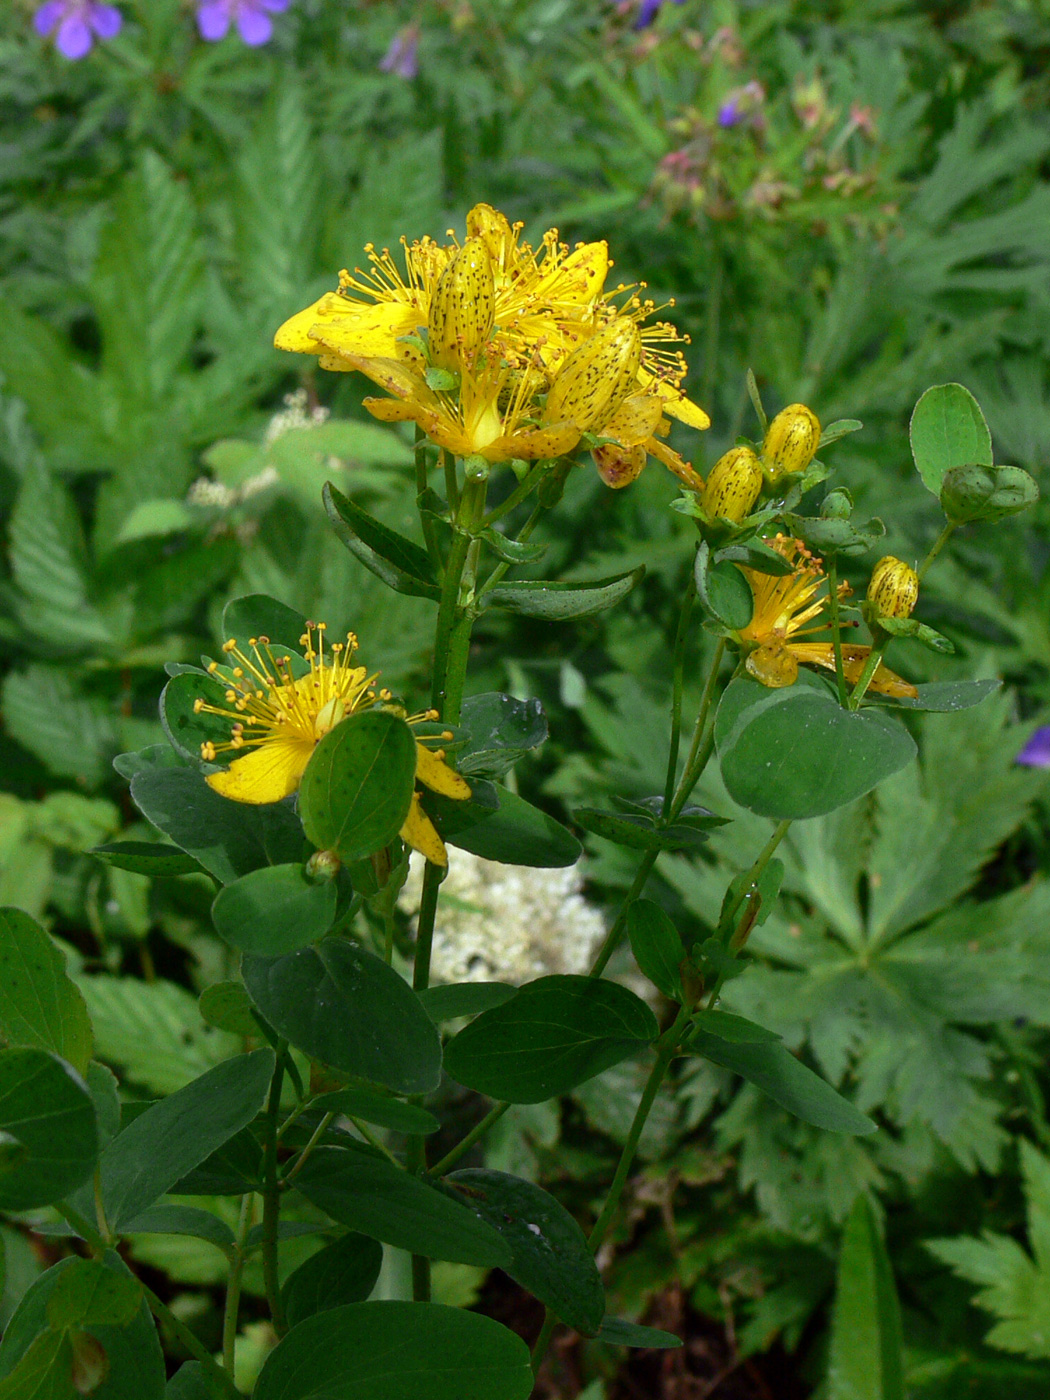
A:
717;99;740;128
34;0;121;60
1017;727;1050;768
379;23;420;79
635;0;684;30
197;0;289;47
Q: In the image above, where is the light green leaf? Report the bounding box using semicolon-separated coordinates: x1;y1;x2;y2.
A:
909;383;992;494
827;1195;904;1400
0;909;93;1075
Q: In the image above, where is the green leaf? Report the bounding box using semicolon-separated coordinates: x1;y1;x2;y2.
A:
323;483;440;600
715;678;917;820
477;529;547;564
211;864;336;955
691;1010;780;1044
129;768;303;885
484;567;645;621
112;745;185;781
909;383;992;494
165;1364;213;1400
573;808;708;853
627;901;685;1000
281;1235;384;1330
687;1026;875;1134
456;694;547;779
293;1147;511;1267
242;941;441;1095
0;1329;70;1400
874;679;1001;712
309;1088;439;1136
0;908;93;1075
0;1255;165;1400
45;1260;142;1330
299;712;417;864
438;786;582;868
118;1205;236;1251
448;1169;604;1333
173;1129;264;1197
160;671;238;767
417;983;518;1022
220;595;310;663
827;1195;904;1400
444;976;658;1103
253;1301;532;1400
115;499;194;545
695;543;753;629
0;1050;97;1210
714;541;795;576
99;1048;275;1228
818;419;863;447
598;1317;682;1349
3;667;117;789
92;842;205;878
198;982;260;1038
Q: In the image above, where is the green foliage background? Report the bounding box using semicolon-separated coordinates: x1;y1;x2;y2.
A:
1;0;1050;1394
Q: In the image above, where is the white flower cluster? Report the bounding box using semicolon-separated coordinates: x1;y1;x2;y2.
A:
187;466;280;509
398;850;606;985
264;387;330;443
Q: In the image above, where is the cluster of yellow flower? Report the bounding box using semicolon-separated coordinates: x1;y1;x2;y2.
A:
275;203;710;490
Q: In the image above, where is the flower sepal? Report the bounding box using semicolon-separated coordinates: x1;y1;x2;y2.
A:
783;510;885;558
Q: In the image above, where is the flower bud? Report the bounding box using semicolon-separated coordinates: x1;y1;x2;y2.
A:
762;402;821;480
305;849;341;882
543;318;642;432
428;237;495;371
466;203;515;270
701;445;763;522
867;555;918;619
820;488;852;520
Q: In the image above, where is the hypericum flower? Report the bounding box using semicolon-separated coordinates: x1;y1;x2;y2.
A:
197;0;289;46
701;445;763;521
736;536;918;696
379;22;420;79
762;403;821;481
867;555;919;619
1017;728;1050;769
34;0;121;59
195;624;469;866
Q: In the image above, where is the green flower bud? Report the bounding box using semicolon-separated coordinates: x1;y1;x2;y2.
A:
305;849;341;883
820;488;853;520
700;446;764;522
940;464;1040;524
867;555;919;619
762;402;821;480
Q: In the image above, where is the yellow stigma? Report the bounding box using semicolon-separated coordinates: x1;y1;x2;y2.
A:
701;446;764;522
867;556;919;619
543;317;642;432
762;403;821;481
428;237;496;372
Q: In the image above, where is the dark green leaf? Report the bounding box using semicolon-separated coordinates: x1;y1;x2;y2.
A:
695;543;753;629
690;1010;780;1044
0;909;93;1075
818;419;863;447
627;901;685;1001
573;808;708;853
440;787;581;868
299;712;417;864
198;982;259;1038
598;1317;682;1349
221;595;309;661
714;541;795;576
160;672;233;767
212;864;336;955
827;1195;904;1400
324;483;440;600
118;1204;236;1250
909;384;992;495
112;746;185;782
484;567;644;621
457;694;547;779
46;1259;142;1329
715;678;916;820
165;1364;213;1400
100;1049;275;1227
444;976;658;1103
310;1089;439;1136
448;1169;604;1333
92;842;205;878
293;1147;511;1267
0;1050;97;1211
688;1028;875;1134
253;1301;532;1400
172;1128;263;1196
417;983;518;1022
874;679;1001;712
941;463;1039;523
242;942;442;1095
281;1235;384;1330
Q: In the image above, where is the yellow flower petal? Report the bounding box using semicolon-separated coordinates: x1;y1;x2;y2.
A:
645;435;706;492
640;373;712;430
415;743;471;800
593;441;646;488
790;643;919;698
746;642;800;688
275;296;419;359
484;422;581;462
205;738;313;805
600;392;665;447
400;792;448;866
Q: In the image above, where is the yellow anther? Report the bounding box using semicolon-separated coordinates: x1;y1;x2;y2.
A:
223;639;237;652
193;698;205;714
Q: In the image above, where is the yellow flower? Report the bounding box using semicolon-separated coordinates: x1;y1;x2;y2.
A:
867;555;919;619
737;536;918;697
195;624;470;866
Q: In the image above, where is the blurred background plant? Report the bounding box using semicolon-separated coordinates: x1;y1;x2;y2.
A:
1;0;1049;1395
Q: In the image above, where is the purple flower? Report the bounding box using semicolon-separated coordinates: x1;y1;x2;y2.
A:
634;0;684;30
34;0;121;60
379;23;420;80
197;0;289;47
717;99;740;128
1017;727;1050;768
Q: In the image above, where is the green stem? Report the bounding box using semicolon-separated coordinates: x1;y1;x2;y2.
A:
918;520;956;580
415;427;440;565
482;462;547;526
261;1052;287;1336
533;1004;693;1375
714;820;791;965
825;557;849;708
54;1201;106;1253
347;1115;404;1169
281;1112;335;1187
442;449;460;515
848;631;888;710
588;851;659;979
662;557;698;815
142;1284;242;1400
222;1194;254;1377
430;1101;513;1176
476;501;544;602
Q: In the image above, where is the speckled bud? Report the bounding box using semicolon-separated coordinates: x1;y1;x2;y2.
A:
428;237;495;371
867;556;919;619
701;445;763;521
593;441;647;489
762;403;821;480
466;203;515;270
543;319;642;432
